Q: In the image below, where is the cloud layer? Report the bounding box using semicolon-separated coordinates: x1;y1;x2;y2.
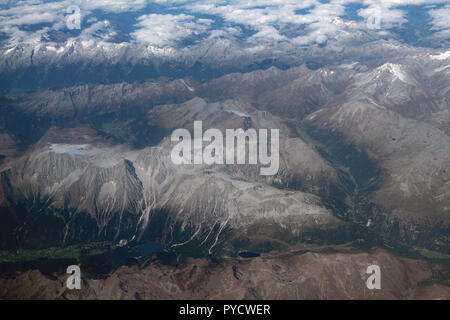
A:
0;0;448;50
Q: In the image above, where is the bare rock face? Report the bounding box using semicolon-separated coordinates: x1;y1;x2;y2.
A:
304;94;449;252
0;4;449;301
1;249;448;300
1;80;197;119
0;133;19;162
146;97;340;190
0;51;448;254
0;118;346;254
195;55;450;253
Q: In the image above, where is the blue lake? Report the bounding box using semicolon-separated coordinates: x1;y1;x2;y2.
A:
134;242;165;256
238;252;260;258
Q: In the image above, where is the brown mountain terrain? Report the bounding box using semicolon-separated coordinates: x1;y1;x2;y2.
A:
0;248;448;300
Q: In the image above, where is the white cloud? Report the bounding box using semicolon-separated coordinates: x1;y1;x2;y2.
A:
0;0;449;54
2;11;58;26
131;13;210;46
428;4;450;40
185;0;343;45
77;0;149;13
0;0;159;45
361;0;446;6
429;4;450;30
358;4;407;29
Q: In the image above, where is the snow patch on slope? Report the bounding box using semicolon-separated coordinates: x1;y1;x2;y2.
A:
378;63;415;85
430;50;450;60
